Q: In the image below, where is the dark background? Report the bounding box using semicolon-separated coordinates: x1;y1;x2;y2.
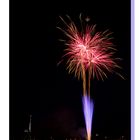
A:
10;0;130;139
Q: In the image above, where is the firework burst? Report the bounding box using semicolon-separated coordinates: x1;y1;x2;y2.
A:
57;15;123;95
57;15;123;140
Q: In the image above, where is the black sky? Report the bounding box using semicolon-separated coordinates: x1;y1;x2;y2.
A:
10;0;131;139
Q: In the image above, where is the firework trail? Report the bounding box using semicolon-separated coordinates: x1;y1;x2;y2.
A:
82;95;94;140
57;14;123;140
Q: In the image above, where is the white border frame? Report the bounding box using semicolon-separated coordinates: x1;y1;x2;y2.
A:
0;0;9;140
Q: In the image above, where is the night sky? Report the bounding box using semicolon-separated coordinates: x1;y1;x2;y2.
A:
10;0;130;139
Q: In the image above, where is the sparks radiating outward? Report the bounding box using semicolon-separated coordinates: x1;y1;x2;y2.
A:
57;15;122;96
57;14;123;140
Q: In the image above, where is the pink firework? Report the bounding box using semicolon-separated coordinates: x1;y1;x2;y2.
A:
57;15;123;140
57;15;122;81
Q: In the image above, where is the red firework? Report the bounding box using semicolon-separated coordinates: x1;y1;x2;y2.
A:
57;15;123;140
57;15;122;81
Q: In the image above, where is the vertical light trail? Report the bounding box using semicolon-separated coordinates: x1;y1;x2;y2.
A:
82;95;94;140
